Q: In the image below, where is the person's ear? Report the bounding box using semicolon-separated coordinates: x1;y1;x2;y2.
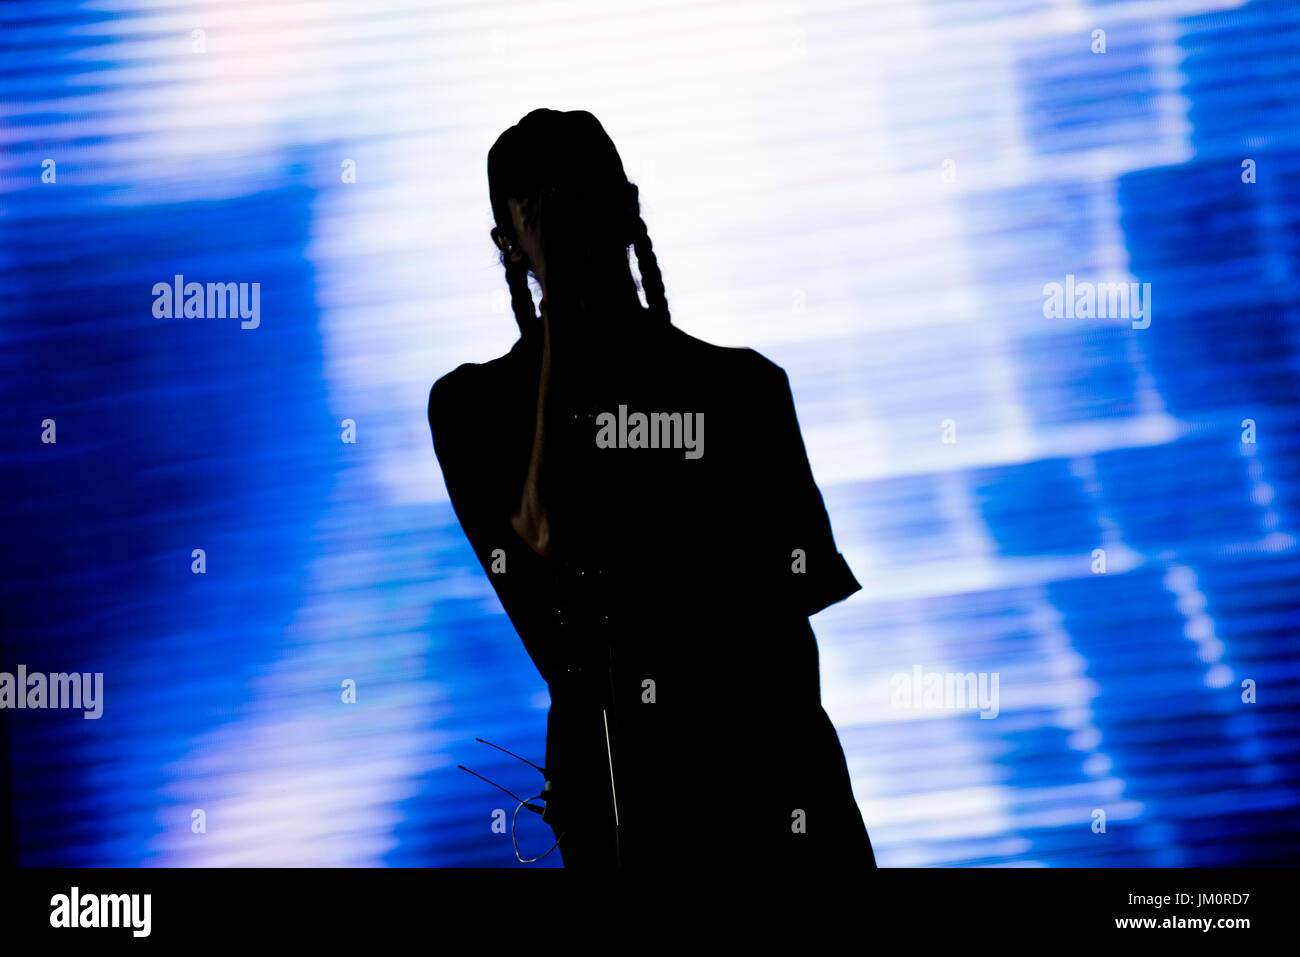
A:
491;226;522;262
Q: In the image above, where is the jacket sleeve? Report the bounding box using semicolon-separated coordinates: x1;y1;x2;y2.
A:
428;372;561;680
762;360;861;618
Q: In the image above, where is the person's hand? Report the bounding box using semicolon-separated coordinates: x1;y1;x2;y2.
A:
539;778;566;830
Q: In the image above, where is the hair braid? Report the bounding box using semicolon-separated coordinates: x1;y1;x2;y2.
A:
627;183;670;324
503;253;539;340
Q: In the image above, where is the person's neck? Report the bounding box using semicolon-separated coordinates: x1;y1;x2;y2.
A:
538;261;644;321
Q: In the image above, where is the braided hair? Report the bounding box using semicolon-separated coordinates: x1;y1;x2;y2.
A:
627;182;669;325
487;110;670;339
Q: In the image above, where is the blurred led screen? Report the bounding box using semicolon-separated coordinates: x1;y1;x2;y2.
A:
2;0;1299;866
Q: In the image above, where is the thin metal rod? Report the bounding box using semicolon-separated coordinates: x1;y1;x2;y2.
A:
457;764;542;812
475;737;545;773
602;709;619;828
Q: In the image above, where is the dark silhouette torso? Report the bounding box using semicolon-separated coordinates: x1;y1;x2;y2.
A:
429;321;874;867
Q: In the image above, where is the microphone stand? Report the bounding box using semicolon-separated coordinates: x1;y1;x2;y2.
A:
602;639;622;868
558;554;623;869
550;323;630;869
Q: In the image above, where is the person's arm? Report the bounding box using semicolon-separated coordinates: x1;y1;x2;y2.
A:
511;317;556;557
428;372;561;679
510;302;599;560
764;359;862;617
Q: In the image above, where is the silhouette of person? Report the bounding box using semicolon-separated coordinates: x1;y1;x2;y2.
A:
429;109;875;868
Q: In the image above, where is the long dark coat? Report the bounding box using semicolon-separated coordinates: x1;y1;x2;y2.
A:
429;319;874;868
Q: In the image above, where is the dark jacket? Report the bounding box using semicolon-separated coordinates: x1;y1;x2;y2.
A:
428;322;873;867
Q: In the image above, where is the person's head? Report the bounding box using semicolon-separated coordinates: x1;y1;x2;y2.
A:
487;108;669;337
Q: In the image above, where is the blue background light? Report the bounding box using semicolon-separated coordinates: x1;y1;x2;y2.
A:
2;0;1298;866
